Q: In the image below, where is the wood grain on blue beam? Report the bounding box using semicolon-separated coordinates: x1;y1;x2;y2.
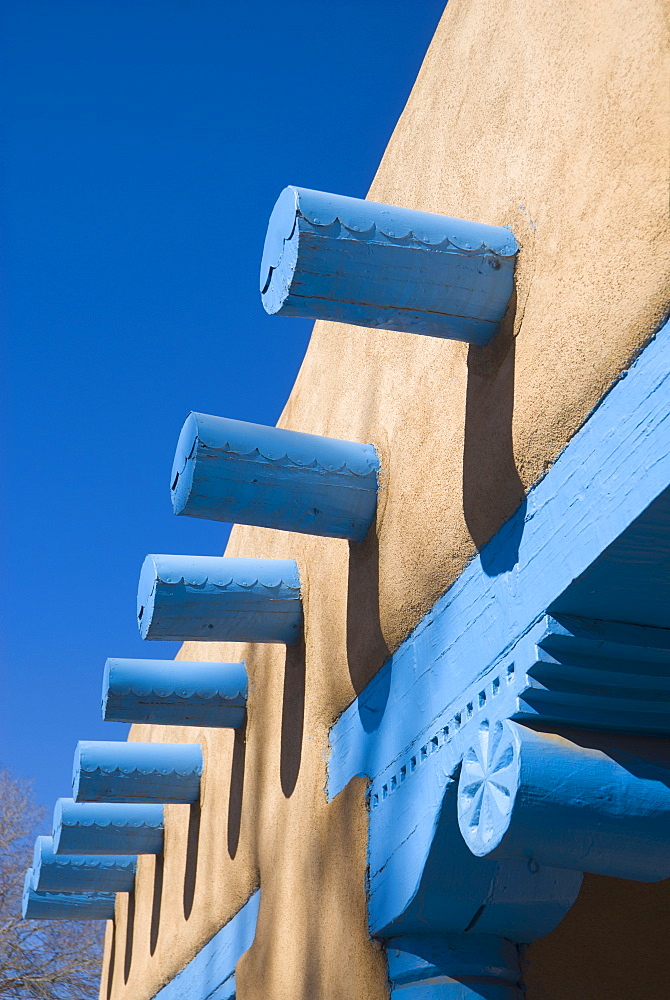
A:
22;870;115;920
171;411;379;541
73;741;203;804
386;934;522;1000
102;657;247;729
52;799;164;856
137;554;302;644
260;186;518;346
32;836;136;892
458;720;670;882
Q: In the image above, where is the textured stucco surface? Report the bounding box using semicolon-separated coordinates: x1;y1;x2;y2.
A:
101;1;670;998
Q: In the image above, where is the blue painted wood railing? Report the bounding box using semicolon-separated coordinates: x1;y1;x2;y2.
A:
102;657;248;728
22;870;115;920
458;721;670;881
260;186;518;345
72;741;203;804
31;836;136;892
137;555;302;644
170;412;379;541
52;799;164;855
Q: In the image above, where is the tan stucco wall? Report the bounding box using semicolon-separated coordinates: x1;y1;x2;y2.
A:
101;1;670;997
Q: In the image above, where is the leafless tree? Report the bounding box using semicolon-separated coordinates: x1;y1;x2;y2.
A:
0;768;104;999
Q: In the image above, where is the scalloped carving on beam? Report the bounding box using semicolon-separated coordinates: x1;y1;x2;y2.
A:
72;740;203;804
102;657;247;728
22;870;115;920
170;412;379;541
136;554;302;644
31;836;136;892
52;799;164;855
260;186;518;345
458;720;670;881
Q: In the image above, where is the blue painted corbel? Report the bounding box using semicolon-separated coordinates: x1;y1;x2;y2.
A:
22;870;115;920
458;720;670;881
52;799;164;855
386;935;523;1000
31;836;136;892
170;412;379;541
137;554;302;644
102;657;247;728
260;186;518;345
72;741;203;804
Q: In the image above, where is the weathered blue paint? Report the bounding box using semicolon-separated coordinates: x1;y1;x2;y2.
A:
512;615;670;734
170;411;379;541
151;890;260;1000
22;870;115;920
31;836;136;892
261;186;518;346
137;554;302;644
458;720;670;882
72;740;203;804
368;758;581;942
386;934;522;1000
102;657;248;729
52;799;164;856
329;321;670;801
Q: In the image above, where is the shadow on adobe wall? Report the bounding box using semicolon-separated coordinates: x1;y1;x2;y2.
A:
123;890;135;984
346;525;391;699
182;801;201;921
150;853;164;955
227;723;247;858
280;633;306;798
106;922;116;1000
463;293;526;576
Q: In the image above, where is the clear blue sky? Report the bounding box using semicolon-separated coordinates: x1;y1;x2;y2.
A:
0;0;446;811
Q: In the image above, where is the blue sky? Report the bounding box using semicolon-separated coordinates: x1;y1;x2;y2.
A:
0;0;445;811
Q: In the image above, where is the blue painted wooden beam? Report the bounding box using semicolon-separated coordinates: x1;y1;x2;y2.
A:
260;186;518;346
102;657;247;728
72;741;203;804
368;760;581;944
386;934;522;1000
137;554;302;644
52;799;164;856
458;721;670;882
31;836;136;892
170;411;379;541
22;870;115;920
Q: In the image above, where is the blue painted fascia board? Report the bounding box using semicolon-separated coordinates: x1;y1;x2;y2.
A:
150;890;260;1000
329;319;670;800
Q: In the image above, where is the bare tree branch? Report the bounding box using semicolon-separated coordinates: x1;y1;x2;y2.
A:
0;768;104;999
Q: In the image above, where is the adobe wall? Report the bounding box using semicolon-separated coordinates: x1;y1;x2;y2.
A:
101;1;670;997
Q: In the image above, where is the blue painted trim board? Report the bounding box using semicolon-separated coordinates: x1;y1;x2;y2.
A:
150;890;260;1000
73;740;203;804
31;836;136;892
171;412;379;541
137;555;303;644
102;657;248;729
261;186;518;345
53;799;164;855
22;870;115;920
329;320;670;801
